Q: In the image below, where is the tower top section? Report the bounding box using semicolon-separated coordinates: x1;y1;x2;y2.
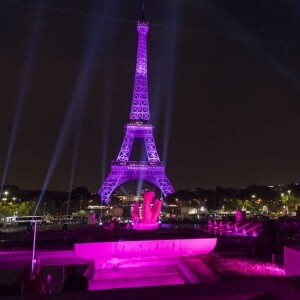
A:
129;10;150;123
137;21;149;34
98;8;175;204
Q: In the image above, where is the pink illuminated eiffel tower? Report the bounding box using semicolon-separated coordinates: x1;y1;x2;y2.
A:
98;12;174;204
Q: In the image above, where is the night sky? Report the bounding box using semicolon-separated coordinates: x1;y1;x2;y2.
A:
1;0;300;192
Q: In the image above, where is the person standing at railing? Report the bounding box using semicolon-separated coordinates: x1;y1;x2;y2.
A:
62;265;88;293
17;262;45;295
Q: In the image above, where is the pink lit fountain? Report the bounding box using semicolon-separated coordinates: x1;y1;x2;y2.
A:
132;190;162;230
75;189;218;290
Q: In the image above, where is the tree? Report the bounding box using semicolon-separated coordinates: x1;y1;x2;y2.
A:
71;187;90;199
243;199;255;212
18;201;36;216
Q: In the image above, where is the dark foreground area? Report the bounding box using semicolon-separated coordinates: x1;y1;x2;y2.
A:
1;274;300;300
0;223;300;299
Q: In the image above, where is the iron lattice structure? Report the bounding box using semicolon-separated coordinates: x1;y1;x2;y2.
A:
98;18;174;204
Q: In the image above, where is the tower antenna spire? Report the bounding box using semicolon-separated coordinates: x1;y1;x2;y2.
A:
139;1;146;22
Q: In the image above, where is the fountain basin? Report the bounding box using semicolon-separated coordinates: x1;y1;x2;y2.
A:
75;238;217;265
75;238;217;290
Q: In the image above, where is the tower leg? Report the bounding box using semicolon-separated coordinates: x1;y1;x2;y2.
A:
153;175;175;197
98;174;122;204
99;167;174;204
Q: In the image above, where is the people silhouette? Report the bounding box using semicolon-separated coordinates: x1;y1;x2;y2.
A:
62;265;88;292
17;262;44;295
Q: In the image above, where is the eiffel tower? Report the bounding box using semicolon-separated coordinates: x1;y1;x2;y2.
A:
98;11;175;204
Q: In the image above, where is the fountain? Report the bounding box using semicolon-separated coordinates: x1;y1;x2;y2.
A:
241;228;247;236
233;223;239;235
75;190;217;290
131;190;162;230
226;222;232;232
213;219;219;228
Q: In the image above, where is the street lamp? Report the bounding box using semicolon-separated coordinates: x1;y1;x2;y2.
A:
43;202;47;216
4;190;8;198
1;191;9;222
2;191;8;203
287;190;292;213
280;193;288;215
80;196;83;211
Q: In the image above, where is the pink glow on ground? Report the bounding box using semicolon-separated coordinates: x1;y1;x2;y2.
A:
204;254;285;277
